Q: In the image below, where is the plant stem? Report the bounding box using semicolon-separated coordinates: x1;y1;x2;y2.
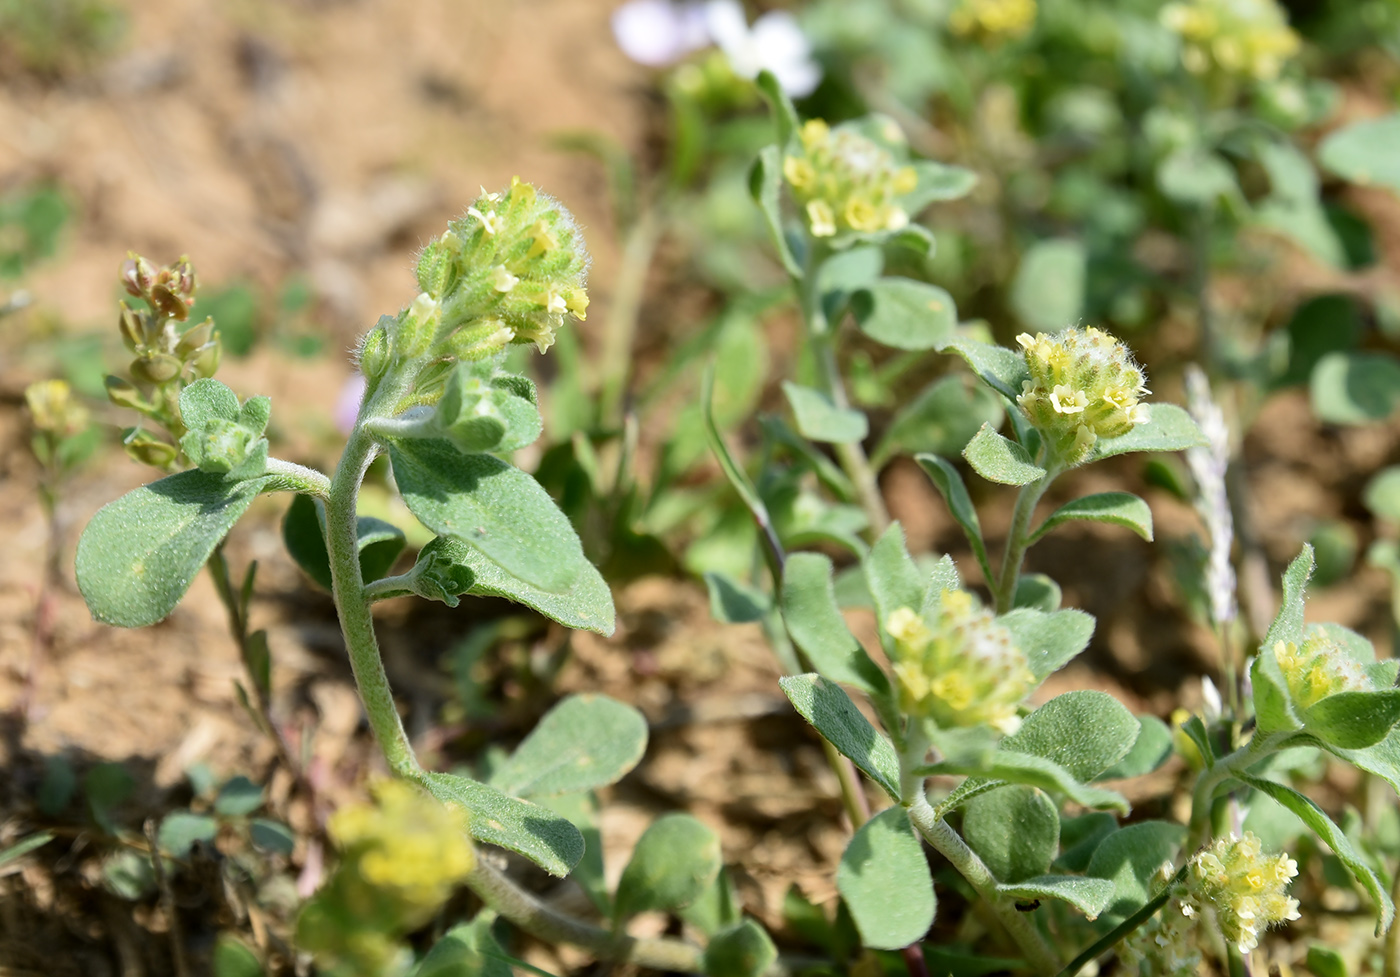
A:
798;243;889;537
906;795;1062;975
993;468;1058;614
1054;861;1192;977
466;860;710;973
325;424;421;777
598;207;663;428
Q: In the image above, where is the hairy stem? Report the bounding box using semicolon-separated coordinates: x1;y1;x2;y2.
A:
993;468;1058;614
906;796;1062;975
1055;861;1192;977
326;424;421;776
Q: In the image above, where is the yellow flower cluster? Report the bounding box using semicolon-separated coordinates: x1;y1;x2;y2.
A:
886;591;1033;732
1016;326;1150;466
948;0;1037;41
783;119;918;240
1160;0;1300;82
25;379;89;438
388;178;589;369
328;779;475;915
1185;831;1300;953
1273;635;1371;709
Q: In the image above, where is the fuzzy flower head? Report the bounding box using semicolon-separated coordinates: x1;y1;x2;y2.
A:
1160;0;1300;82
327;779;475;918
886;591;1034;731
25;379;89;438
948;0;1037;42
1016;326;1150;466
783;118;919;242
1273;635;1371;709
377;180;588;375
1186;831;1299;953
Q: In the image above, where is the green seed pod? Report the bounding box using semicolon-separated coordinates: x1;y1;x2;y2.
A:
130;352;183;385
192;337;222;379
358;321;391;379
118;303;145;353
176;318;215;357
105;375;145;411
123;430;178;469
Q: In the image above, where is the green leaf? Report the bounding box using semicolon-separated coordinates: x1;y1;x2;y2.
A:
680;868;741;938
782;382;869;444
1252;640;1302;736
915;454;993;584
850;277;957;351
488;694;648;798
76;470;274;627
281;493;405;590
998;608;1095;682
538;792;608;915
1367;467;1400;524
996;875;1115;920
962;424;1046;486
86;762;134;834
411;535;614;636
158;811;218;858
939;338;1029;401
1332;727;1400;797
180;377;240;428
1028;492;1153;545
102;849;155;900
963;786;1059;883
0;832;53;870
249;818;296;856
749;146;802;279
1013;573;1061;612
780;554;891;697
1010;239;1086;333
818;245;884;321
1055;813;1119;873
1096;716;1173;780
417;772;584;878
615;813;722;919
1158;146;1239;208
1089;404;1207;460
874;374;1004;468
865;523;929;628
779;674;901;800
903;160;978;212
755;70;799;149
1305;945;1349;977
703;919;778;977
215;776;264;816
1319;114;1400;195
919;751;1129;815
1302;690;1400;750
836;807;935;949
1311;351;1400;425
1264;545;1315;651
1002;691;1137;782
414;918;512;977
704;571;770;624
1237;773;1393;932
212;934;264;977
390;440;588;593
1086;820;1186;917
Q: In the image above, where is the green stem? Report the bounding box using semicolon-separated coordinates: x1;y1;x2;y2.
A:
325;424;421;777
1055;861;1192;977
1186;734;1287;850
993;467;1059;614
906;795;1062;975
598;208;663;428
798;242;889;537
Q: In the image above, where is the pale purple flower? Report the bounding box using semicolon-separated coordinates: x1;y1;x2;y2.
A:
703;0;822;96
612;0;710;67
335;373;367;435
1185;365;1236;628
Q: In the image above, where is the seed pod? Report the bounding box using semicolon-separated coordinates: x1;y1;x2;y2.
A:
176;318;215;357
105;376;145;410
191;338;222;379
130;352;183;385
118;303;145;352
149;284;190;322
124;431;178;468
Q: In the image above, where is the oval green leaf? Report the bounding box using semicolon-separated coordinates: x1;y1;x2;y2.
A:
837;807;935;950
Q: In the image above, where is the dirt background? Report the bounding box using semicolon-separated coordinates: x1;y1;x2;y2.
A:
1;0;1399;974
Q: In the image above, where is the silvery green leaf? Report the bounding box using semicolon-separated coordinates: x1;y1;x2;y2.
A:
614;814;721;920
963;786;1059;883
962;424;1046;486
782;382;869;444
837;807;935;949
417;772;583;878
488;694;647;798
1011;238;1086;333
1086;820;1186;917
1028;492;1153;544
779;674;901;800
851;277;957;351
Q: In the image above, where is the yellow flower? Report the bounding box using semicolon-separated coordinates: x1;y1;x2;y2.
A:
886;591;1034;731
1160;0;1299;81
949;0;1037;41
1273;635;1370;709
25;379;89;438
1016;326;1150;466
783;117;918;240
1186;832;1299;953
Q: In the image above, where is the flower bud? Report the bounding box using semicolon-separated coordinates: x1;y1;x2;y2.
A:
1160;0;1299;82
130;352;183;385
885;591;1034;732
358;320;392;379
105;375;145;411
948;0;1037;41
783;118;918;240
122;254;155;297
25;379;89;437
1016;326;1150;467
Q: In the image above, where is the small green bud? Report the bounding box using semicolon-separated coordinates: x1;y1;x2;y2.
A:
393;293;441;359
415;236;453;298
130;352;183;385
104;375;145;411
182;418;255;474
358;320;391;379
1016;326;1150;467
123;429;178;469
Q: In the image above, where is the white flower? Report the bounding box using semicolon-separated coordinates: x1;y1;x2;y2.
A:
490;266;519;292
703;0;821;96
611;0;710;66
